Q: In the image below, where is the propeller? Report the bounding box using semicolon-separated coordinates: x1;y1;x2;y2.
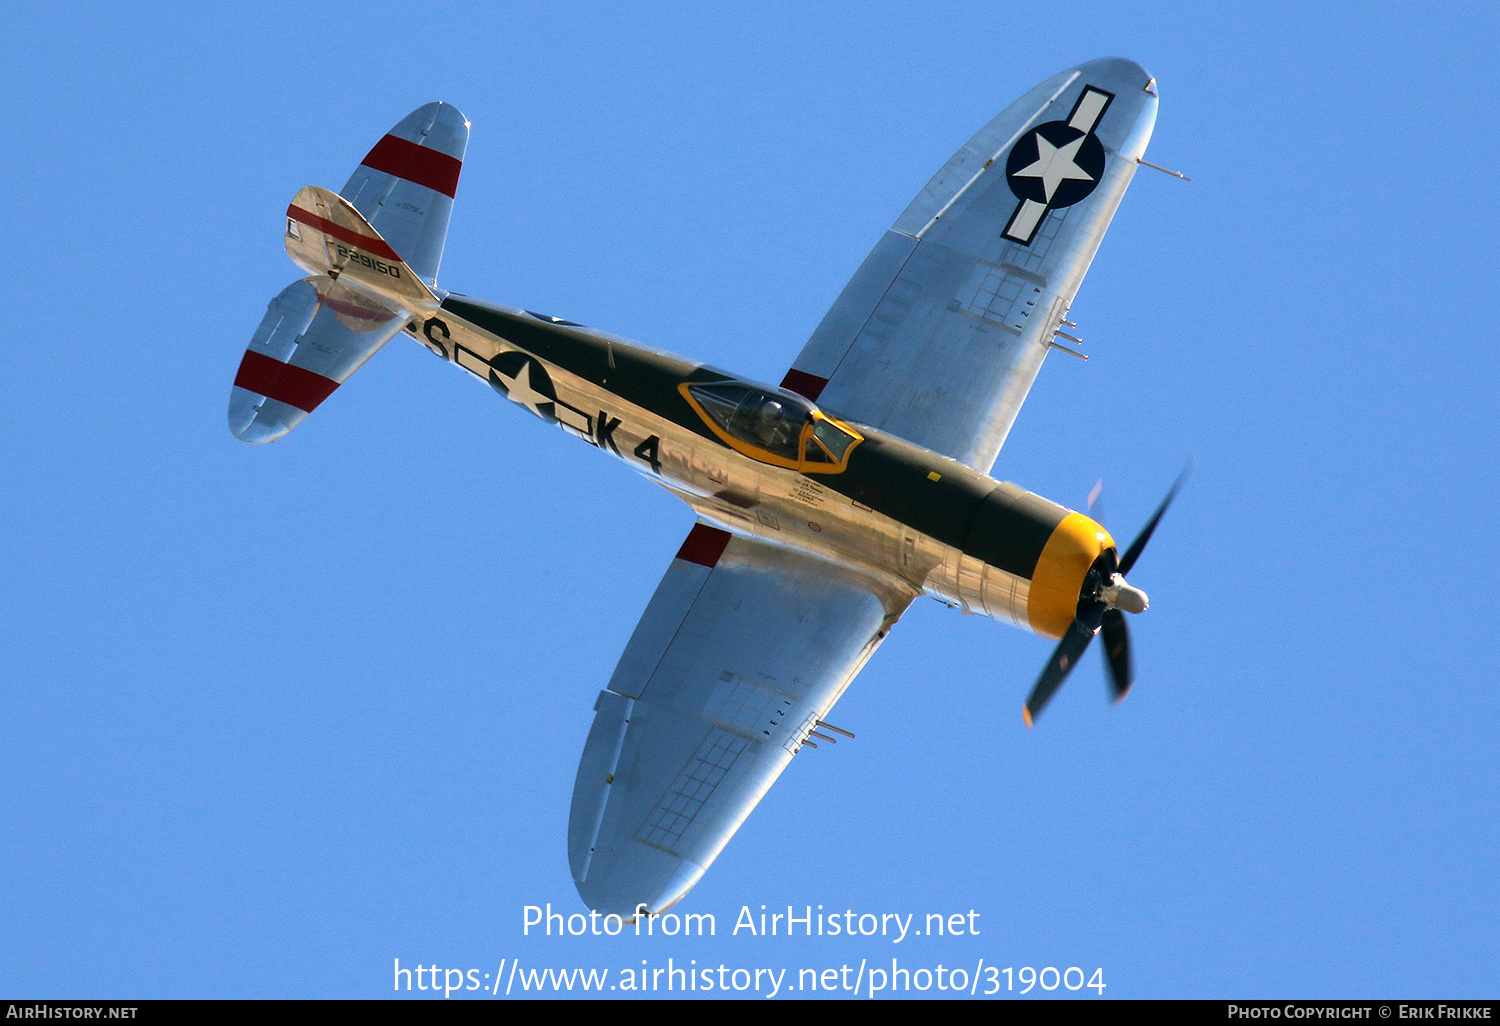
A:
1023;468;1188;726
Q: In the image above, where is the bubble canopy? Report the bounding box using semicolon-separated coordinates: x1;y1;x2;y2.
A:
681;381;863;473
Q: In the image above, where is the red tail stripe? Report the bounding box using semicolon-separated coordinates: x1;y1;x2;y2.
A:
675;523;732;568
234;350;341;414
286;204;403;263
360;134;462;199
319;292;390;325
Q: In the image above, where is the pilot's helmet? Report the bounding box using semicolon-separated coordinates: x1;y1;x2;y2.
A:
758;399;785;423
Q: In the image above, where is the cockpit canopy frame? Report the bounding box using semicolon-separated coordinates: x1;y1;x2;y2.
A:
680;380;864;474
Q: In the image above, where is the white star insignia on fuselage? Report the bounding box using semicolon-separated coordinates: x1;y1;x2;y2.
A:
1012;133;1095;203
495;359;552;417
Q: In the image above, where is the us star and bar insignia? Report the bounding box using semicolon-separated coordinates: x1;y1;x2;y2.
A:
1002;86;1114;245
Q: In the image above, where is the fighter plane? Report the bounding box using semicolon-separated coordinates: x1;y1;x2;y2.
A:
229;57;1181;918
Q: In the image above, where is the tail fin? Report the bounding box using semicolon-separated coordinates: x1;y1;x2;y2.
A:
284;185;440;311
230;191;438;444
229;103;467;444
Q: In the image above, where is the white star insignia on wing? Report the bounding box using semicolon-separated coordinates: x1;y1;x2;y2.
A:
1012;133;1094;202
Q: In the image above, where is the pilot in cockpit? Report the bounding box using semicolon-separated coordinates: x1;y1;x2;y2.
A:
750;398;797;451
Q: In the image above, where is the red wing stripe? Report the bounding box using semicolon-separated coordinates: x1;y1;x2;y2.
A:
780;368;828;402
360;134;462;199
234;350;341;414
675;523;732;568
286;204;403;263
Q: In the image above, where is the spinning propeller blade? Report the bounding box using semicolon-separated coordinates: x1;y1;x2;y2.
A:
1119;466;1189;576
1024;619;1098;727
1101;607;1132;702
1023;467;1187;725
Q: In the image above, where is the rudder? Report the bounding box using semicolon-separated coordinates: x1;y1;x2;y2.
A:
229;100;467;444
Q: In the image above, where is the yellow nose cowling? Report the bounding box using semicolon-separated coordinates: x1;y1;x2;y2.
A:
1026;513;1116;639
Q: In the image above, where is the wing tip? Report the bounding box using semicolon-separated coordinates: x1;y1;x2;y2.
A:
1073;56;1153;83
574;849;707;919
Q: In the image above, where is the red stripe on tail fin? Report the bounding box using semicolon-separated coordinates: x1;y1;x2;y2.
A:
234;350;341;413
360;134;462;198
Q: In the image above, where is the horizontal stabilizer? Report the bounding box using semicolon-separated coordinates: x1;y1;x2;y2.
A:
230;103;465;445
285;185;439;312
340;101;467;287
229;277;405;443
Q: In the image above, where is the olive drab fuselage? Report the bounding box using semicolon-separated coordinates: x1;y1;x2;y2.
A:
418;296;1115;640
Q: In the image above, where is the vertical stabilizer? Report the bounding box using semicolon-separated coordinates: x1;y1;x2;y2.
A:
228;102;467;443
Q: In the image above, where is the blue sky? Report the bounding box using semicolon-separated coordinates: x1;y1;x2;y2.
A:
2;0;1497;999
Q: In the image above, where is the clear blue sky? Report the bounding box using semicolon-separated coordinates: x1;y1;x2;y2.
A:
2;0;1496;999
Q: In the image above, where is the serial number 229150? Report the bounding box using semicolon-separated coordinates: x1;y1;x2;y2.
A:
333;243;402;279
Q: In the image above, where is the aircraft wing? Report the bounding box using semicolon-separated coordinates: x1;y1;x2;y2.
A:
781;57;1159;473
568;523;914;915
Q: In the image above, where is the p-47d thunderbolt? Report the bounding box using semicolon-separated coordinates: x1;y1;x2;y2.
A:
230;58;1183;917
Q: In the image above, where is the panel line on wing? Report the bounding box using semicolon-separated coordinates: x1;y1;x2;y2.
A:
817;243;923;397
912;71;1079;241
634;727;751;855
705;672;796;739
610;525;774;703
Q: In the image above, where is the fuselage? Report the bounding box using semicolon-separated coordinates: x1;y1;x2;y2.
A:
413;294;1115;640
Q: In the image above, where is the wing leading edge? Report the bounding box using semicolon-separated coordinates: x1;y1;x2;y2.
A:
782;58;1159;472
568;524;914;916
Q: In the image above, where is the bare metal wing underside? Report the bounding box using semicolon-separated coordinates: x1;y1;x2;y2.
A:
569;59;1159;913
568;524;913;916
783;58;1158;473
